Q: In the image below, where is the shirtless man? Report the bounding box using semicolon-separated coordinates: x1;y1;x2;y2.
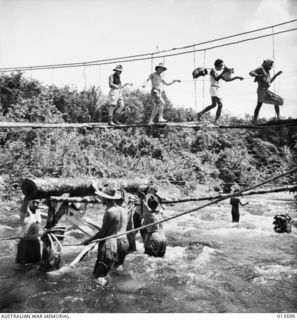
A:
143;63;181;125
142;194;166;257
230;196;248;223
83;186;129;282
16;199;43;264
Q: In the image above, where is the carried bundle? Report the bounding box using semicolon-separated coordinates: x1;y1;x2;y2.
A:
192;67;208;79
273;214;293;233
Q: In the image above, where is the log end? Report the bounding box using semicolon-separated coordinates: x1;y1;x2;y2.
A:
21;178;37;199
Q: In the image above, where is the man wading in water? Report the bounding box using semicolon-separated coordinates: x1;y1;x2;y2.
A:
83;185;129;285
16;199;43;265
230;196;248;223
142;194;167;257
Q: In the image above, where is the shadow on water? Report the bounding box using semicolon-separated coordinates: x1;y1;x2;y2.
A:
0;192;297;312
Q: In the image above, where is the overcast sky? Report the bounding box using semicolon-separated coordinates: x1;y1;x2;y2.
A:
0;0;297;119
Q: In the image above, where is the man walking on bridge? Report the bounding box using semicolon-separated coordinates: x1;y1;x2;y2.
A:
197;59;243;124
143;63;181;125
249;59;283;122
108;65;132;125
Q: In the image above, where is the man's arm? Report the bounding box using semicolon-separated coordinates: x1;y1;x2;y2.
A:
142;74;152;88
223;76;244;82
109;75;120;89
82;210;113;245
270;71;283;83
210;69;226;81
121;83;133;89
249;67;265;78
162;79;181;86
239;199;249;206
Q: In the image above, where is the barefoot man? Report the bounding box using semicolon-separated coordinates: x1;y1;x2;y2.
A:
249;59;283;121
83;186;129;283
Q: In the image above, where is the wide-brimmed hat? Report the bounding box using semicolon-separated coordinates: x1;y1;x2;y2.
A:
155;63;167;71
113;65;123;72
94;186;122;200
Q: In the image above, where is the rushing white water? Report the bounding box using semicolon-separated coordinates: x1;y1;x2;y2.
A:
0;192;296;313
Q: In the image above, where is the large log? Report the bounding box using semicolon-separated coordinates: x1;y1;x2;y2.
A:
22;177;150;199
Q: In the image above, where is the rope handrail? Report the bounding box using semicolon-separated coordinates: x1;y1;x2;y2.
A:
1;24;297;72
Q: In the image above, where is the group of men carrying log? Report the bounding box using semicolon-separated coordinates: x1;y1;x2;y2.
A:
16;182;167;285
107;58;284;126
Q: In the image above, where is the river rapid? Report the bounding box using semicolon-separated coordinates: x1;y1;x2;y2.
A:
0;192;296;313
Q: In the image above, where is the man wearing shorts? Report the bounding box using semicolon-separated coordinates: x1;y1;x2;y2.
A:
197;59;243;124
143;63;181;125
83;186;129;284
108;65;132;125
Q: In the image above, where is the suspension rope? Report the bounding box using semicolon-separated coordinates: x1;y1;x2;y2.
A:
98;65;101;89
193;45;197;111
83;64;87;90
1;22;296;72
150;53;154;73
272;26;276;92
202;49;206;109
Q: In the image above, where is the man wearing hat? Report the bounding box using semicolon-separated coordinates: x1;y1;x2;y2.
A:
249;59;283;121
143;63;181;125
83;184;129;283
108;65;132;126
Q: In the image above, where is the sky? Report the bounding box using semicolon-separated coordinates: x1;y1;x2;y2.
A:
0;0;297;119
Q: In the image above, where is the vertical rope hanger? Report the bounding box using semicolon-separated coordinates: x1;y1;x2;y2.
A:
193;45;197;111
98;65;101;89
271;26;278;118
151;53;154;73
83;64;87;90
202;49;206;109
50;68;54;84
272;26;276;91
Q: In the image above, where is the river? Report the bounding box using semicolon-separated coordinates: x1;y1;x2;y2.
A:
0;192;296;313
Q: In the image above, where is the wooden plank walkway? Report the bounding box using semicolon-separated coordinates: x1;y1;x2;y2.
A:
0;119;297;130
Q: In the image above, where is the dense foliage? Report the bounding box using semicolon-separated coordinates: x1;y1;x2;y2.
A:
0;72;296;192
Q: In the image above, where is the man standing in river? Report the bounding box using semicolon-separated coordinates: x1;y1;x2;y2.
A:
230;196;248;223
83;185;129;284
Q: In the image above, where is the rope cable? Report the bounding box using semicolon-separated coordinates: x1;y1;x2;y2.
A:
272;26;276;92
202;49;206;109
193;45;197;111
1;22;296;72
83;64;87;90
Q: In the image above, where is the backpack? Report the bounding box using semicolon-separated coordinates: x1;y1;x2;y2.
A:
192;67;208;79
